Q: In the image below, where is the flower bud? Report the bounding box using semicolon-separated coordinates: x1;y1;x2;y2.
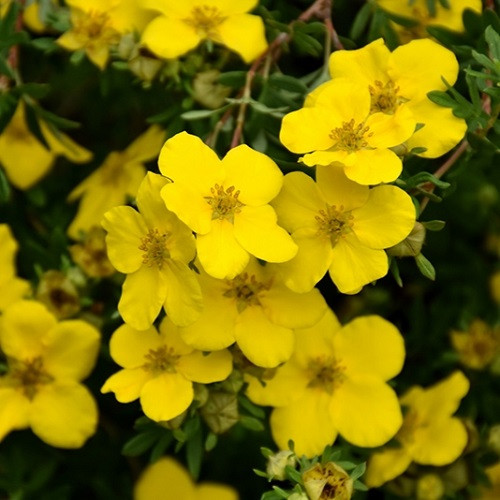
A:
488;424;500;455
416;474;445;500
200;392;239;434
36;270;80;319
192;70;231;109
266;450;296;480
387;222;426;257
302;462;353;500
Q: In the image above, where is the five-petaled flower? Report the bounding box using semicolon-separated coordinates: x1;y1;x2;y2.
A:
246;309;405;457
102;172;203;330
365;371;470;487
141;0;268;63
271;165;415;294
159;132;297;280
101;318;233;422
0;300;100;448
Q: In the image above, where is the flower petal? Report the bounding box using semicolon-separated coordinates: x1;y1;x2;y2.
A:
123;125;165;163
261;284;327;330
234;205;297;263
316;164;369;210
389;38;459;99
197;218;249;279
271;390;338;457
140;373;193;421
328;38;391;86
43;320;100;381
177;349;232;383
217;14;267;63
0;301;56;359
353;185;415;249
334;316;405;381
331;374;402;447
235;306;294;368
329;235;388;294
198;484;238;500
141;16;201;59
109;324;163;368
30;381;98;448
162;260;203;327
343;149;402;185
365;105;415;147
365;448;413;488
118;266;167;331
222;144;283;205
102;206;147;274
101;368;151;403
271;171;324;233
0;387;30;442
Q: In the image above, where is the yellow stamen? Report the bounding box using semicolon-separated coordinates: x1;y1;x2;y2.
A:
315;204;354;246
143;346;180;375
223;272;271;313
368;80;408;114
307;356;347;394
205;184;244;223
183;5;226;40
329;119;372;152
10;357;53;399
139;228;171;269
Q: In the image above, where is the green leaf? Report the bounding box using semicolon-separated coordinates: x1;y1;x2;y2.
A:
240;415;265;431
350;2;373;39
0;54;15;79
149;433;173;462
261;491;286;500
415;253;436;281
485;25;500;61
122;431;160;457
471;50;497;72
238;395;266;419
354;480;369;491
389;258;403;287
218;71;248;88
350;462;366;481
180;108;227;120
285;465;302;484
186;424;203;480
404;171;451;190
253;468;268;478
427;90;456;108
14;83;50;99
36;108;80;130
204;432;217;452
421;220;446;231
268;74;307;94
0;168;10;204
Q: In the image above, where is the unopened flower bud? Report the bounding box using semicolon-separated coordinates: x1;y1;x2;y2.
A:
266;450;296;480
387;222;426;257
160;410;187;430
488;425;500;455
416;474;445;500
129;55;163;82
288;493;308;500
200;391;239;434
193;383;209;406
302;462;353;500
192;70;231;109
36;270;80;319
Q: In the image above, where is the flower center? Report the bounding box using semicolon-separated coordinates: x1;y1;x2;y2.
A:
223;272;271;313
139;229;171;269
329;119;372;152
143;346;180;375
183;5;226;39
10;357;53;399
368;80;398;114
73;9;119;44
397;408;424;445
205;184;244;223
315;205;353;246
307;356;346;394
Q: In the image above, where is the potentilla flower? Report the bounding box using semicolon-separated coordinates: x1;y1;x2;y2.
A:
0;300;100;448
365;371;470;488
246;309;405;457
479;462;500;500
327;38;467;158
57;0;154;69
271;165;415;294
0;224;30;312
101;318;233;422
159;132;297;279
68;125;165;239
134;456;238;500
376;0;482;42
178;257;327;368
280;78;413;185
0;101;92;190
141;0;267;63
302;462;353;500
102;172;203;330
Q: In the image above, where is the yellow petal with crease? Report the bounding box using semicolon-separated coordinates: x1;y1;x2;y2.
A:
101;368;151;403
177;349;232;383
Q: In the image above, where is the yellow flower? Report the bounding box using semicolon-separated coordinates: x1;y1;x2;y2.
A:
68;125;165;239
0;101;92;190
159;132;297;279
178;257;327;368
327;38;467;158
0;224;30;312
302;462;353;500
57;0;153;69
246;309;405;457
141;0;267;63
0;300;100;448
365;371;470;488
479;462;500;500
451;319;499;370
102;172;203;330
271;165;415;294
134;456;238;500
377;0;482;42
101;318;232;422
280;79;413;185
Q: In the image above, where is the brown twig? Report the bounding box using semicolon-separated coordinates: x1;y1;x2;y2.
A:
0;0;25;89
